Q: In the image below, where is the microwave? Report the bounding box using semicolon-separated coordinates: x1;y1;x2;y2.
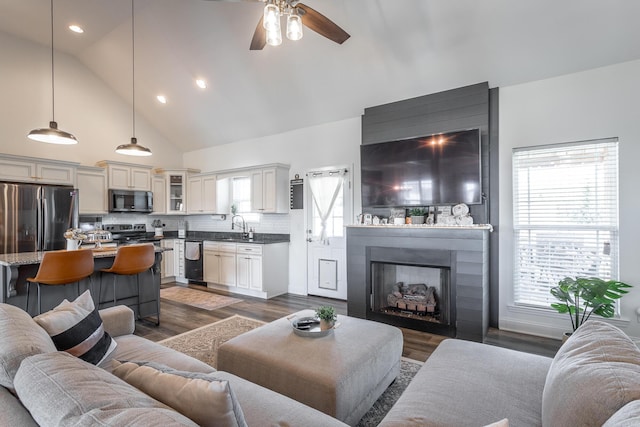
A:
108;189;153;213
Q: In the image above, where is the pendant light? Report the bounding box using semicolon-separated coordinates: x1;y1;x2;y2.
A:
116;0;152;157
27;0;78;145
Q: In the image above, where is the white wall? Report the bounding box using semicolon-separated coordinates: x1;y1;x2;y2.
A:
499;59;640;339
183;117;362;295
0;31;182;168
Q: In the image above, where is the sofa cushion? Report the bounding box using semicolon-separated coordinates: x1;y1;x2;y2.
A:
34;290;117;365
13;351;197;426
542;320;640;427
112;360;247;427
0;303;56;391
603;400;640;426
378;339;552;427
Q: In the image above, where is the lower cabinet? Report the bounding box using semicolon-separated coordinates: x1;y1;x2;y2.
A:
203;241;288;299
203;242;237;287
161;239;175;283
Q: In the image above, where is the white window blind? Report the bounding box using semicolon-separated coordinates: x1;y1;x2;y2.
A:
512;139;619;308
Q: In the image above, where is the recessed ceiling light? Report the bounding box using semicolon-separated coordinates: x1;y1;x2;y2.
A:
196;79;207;89
68;25;84;34
156;95;167;104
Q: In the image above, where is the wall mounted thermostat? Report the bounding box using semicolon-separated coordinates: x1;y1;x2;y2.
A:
290;177;303;210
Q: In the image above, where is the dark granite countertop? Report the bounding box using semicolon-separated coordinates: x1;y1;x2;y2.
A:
150;231;290;245
0;246;168;267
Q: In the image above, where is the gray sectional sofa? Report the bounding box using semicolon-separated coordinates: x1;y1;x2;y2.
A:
0;303;348;426
379;319;640;426
3;299;640;426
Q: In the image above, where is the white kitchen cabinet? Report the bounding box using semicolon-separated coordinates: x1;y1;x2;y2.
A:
174;239;187;284
250;165;289;213
76;166;108;214
203;242;237;286
187;173;218;214
161;239;175;283
236;244;263;290
96;160;152;191
152;175;166;214
154;169;199;215
0;154;77;185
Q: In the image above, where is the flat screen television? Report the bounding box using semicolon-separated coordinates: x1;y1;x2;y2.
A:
360;128;482;208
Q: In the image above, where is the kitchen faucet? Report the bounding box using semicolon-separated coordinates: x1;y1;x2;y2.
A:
231;215;248;239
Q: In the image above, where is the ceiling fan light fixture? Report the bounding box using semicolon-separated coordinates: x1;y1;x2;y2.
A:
286;11;303;41
263;2;280;31
116;137;152;157
28;121;78;145
266;27;282;46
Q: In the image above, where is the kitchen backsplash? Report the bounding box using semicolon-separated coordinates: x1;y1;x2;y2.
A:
99;213;290;235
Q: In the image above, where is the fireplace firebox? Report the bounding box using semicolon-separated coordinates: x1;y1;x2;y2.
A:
371;262;451;326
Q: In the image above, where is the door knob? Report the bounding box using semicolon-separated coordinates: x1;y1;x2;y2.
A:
306;238;312;242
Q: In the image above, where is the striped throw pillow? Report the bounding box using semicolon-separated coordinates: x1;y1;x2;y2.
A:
34;290;117;365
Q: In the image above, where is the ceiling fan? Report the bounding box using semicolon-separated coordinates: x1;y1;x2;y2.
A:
204;0;350;50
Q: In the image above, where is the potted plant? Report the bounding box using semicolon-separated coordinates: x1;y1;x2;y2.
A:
315;306;337;330
550;276;632;340
409;208;426;225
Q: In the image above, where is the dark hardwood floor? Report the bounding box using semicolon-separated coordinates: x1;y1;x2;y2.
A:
134;283;562;362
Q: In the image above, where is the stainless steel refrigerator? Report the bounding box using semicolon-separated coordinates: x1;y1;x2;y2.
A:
0;182;78;254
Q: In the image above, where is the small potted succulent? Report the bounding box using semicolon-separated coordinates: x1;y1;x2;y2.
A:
550;276;632;341
409;208;426;225
315;306;337;331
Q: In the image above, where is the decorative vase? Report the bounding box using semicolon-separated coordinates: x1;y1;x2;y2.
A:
411;215;425;225
320;319;335;331
66;239;80;250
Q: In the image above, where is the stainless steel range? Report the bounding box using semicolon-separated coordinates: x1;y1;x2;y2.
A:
103;224;154;245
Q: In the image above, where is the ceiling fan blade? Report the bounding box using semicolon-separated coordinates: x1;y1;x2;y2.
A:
296;3;350;45
250;16;266;50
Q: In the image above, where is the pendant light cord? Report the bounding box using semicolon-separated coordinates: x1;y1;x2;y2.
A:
131;0;136;138
50;0;55;122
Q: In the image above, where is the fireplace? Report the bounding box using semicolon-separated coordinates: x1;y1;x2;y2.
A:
365;246;456;336
346;225;491;342
371;262;450;326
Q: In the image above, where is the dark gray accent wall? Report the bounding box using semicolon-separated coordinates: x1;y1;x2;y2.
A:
359;82;499;328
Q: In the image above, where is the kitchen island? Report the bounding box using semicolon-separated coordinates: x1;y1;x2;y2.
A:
0;247;168;319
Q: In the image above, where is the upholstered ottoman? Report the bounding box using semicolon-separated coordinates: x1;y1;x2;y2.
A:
217;309;403;426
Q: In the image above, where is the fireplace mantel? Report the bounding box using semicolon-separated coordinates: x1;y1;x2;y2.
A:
346;224;491;342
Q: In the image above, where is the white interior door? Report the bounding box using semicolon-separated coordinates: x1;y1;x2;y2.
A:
306;167;352;300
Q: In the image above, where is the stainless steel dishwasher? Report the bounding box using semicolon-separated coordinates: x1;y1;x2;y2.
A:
184;240;204;282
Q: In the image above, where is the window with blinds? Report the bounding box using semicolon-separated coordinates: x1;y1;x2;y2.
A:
512;139;619;308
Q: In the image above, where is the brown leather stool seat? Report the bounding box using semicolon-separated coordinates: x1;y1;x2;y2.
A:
100;244;158;325
26;249;95;315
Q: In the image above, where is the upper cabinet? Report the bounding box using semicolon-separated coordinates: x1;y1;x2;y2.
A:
154;169;199;215
187;173;220;214
76;166;108;214
96;160;152;191
252;166;289;213
152;174;166;215
0;154;77;185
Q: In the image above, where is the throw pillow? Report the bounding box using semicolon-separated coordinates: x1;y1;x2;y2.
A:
14;351;197;427
542;320;640;427
0;303;56;391
33;290;117;365
112;360;247;427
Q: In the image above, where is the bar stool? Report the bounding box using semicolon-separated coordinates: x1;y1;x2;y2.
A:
99;244;159;325
26;249;95;315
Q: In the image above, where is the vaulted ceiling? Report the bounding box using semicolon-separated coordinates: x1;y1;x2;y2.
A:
2;0;640;152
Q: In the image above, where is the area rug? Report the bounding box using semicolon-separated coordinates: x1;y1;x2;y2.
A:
158;314;423;426
160;286;242;311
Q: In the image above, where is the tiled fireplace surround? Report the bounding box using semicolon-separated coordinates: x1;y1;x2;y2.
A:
346;225;491;342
